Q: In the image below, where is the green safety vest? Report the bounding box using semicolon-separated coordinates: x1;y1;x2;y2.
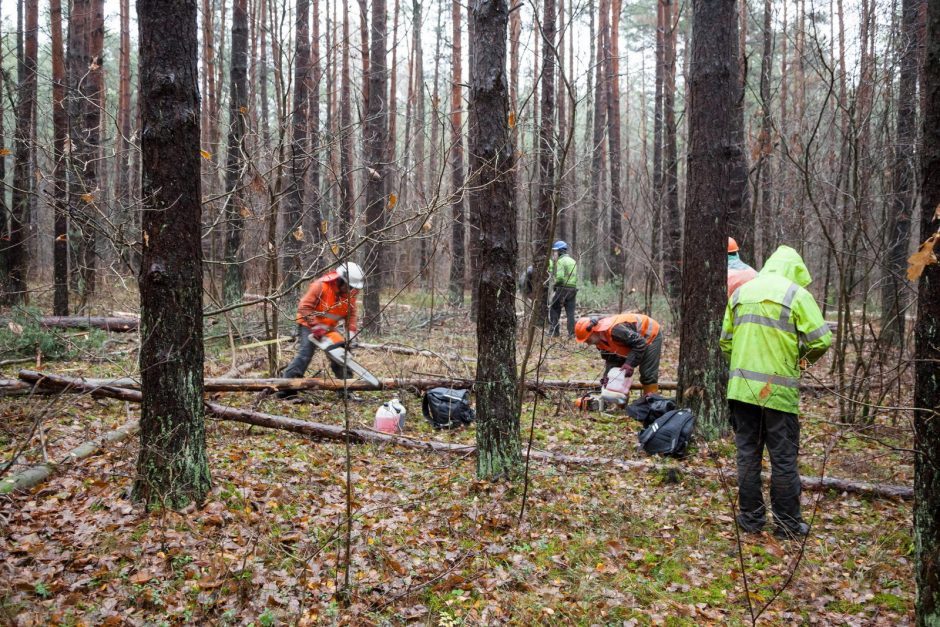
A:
549;254;578;288
720;245;832;414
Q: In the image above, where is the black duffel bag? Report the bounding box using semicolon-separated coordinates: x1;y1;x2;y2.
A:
422;388;475;429
626;394;677;427
637;408;695;458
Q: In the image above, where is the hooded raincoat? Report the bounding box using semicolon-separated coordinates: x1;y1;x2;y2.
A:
720;246;832;414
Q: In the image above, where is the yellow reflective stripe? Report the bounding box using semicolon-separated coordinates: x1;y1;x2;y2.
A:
733;313;796;334
802;324;831;343
730;368;800;388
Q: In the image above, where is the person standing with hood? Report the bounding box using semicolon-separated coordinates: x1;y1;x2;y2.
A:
720;245;832;539
548;241;578;337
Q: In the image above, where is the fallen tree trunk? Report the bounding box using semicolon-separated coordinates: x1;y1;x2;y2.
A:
39;316;140;332
16;369;666;393
356;342;476;362
0;420;139;494
19;370;913;500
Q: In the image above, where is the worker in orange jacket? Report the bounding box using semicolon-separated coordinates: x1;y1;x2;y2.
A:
575;313;664;395
279;262;365;398
727;237;758;298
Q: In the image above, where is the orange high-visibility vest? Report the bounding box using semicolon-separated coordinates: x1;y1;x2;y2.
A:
296;272;358;332
592;313;661;357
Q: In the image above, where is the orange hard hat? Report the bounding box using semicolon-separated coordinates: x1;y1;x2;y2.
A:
727;237;739;253
574;317;597;343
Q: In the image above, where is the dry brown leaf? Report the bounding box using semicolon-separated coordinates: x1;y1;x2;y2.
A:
906;233;938;281
200;149;212;160
80;193;94;203
0;148;10;156
129;571;153;585
292;227;304;241
388;193;398;209
759;380;773;400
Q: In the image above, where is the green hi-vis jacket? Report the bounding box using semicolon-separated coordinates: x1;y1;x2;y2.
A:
549;254;578;288
720;246;832;414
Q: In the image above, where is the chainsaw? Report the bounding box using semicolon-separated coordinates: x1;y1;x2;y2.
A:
309;330;381;388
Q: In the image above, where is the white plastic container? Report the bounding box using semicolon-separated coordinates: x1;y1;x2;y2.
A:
604;367;634;395
374;397;407;434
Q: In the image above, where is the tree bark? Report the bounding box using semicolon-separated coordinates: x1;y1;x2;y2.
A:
662;0;681;301
223;0;250;306
914;0;940;618
282;0;310;300
532;0;557;324
51;0;69;316
881;0;921;346
469;0;520;480
115;0;133;242
755;0;774;264
448;0;467;304
363;0;390;333
6;0;37;305
39;316;139;332
606;0;624;278
133;0;211;509
339;2;356;252
678;0;743;437
308;0;324;251
652;0;665;276
587;0;609;284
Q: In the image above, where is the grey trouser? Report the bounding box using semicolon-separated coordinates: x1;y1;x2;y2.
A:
729;400;804;532
601;332;663;385
549;286;577;336
282;325;351;379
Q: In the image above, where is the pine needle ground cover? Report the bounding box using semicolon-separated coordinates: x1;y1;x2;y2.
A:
0;316;914;625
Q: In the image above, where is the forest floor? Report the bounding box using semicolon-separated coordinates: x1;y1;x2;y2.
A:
0;291;916;626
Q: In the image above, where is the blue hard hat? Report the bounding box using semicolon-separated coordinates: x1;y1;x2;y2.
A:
552;240;568;251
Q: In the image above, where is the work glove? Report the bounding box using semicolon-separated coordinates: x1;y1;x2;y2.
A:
600;376;609;388
621;364;635;377
309;324;328;340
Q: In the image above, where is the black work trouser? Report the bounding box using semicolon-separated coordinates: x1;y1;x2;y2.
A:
549;286;578;336
282;325;351;379
729;400;804;532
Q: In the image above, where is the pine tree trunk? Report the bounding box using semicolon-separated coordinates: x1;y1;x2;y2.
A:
308;0;324;249
651;0;664;274
223;0;250;305
881;0;921;345
588;0;609;284
340;2;356;252
606;0;623;278
364;0;389;332
413;0;428;280
448;0;466;303
914;0;940;620
532;0;557;324
282;0;310;299
51;0;68;316
258;0;271;147
115;0;132;247
470;0;520;480
133;0;211;510
662;0;681;300
678;0;742;438
756;0;774;264
6;0;37;304
556;0;568;242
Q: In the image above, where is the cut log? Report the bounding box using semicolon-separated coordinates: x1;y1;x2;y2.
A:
356;342;476;362
39;316;140;332
0;420;139;494
18;370;914;500
16;369;663;393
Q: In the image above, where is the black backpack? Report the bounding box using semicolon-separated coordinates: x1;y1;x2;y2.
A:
637;409;695;457
422;388;475;429
626;394;677;427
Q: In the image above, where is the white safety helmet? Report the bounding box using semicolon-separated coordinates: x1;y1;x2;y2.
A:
336;261;365;289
